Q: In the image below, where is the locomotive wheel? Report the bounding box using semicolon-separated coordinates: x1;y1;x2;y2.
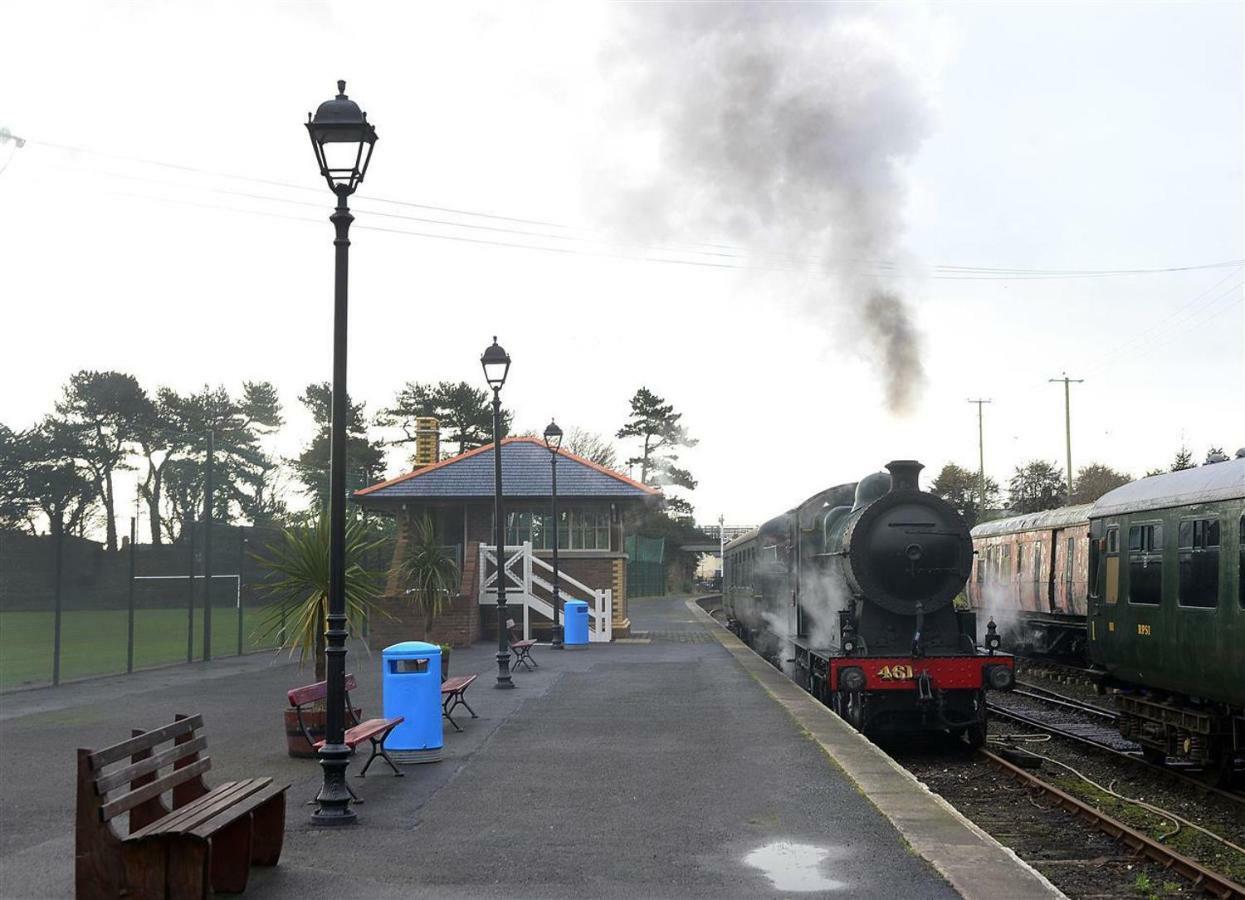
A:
1214;753;1238;789
964;722;986;750
839;691;865;731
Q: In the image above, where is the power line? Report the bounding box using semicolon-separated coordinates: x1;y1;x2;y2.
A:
23;135;1245;281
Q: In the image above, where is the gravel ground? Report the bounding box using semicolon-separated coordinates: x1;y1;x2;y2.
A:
893;738;1210;899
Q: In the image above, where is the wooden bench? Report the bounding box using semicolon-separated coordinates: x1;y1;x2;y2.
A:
440;674;479;732
287;674;405;789
507;618;538;671
76;713;287;899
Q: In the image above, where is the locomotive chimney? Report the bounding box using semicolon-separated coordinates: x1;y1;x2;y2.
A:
885;460;923;492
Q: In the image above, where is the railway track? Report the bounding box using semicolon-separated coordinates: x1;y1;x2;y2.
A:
980;749;1245;899
989;686;1245;807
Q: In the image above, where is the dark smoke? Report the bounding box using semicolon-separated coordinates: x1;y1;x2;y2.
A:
864;289;924;414
598;2;931;411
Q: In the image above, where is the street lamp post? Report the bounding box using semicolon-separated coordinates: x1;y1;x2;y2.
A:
543;420;564;649
305;80;377;827
481;337;514;689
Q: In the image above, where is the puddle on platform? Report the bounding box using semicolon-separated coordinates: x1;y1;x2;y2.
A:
743;841;846;892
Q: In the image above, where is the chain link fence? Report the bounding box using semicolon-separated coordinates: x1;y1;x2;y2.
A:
0;521;398;692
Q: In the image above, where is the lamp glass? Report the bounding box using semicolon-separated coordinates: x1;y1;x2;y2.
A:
480;338;511;389
544;420;563;452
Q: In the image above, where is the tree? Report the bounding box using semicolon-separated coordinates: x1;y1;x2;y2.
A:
398;514;459;640
616;388;698;515
1071;463;1131;504
54;370;151;551
295;382;386;508
1204;447;1225;463
379;380;511;459
565;427;618;469
1171;446;1194;471
20;419;100;538
0;423;29;530
929;462;999;528
146;382;285;538
256;514;382;681
1007;460;1067;514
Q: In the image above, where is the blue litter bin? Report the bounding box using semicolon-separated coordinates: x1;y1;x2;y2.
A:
564;600;589;649
382;641;442;764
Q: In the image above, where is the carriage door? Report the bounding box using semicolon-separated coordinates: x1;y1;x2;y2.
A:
1087;523;1119;656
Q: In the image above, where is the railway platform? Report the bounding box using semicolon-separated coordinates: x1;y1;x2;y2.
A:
0;595;1060;898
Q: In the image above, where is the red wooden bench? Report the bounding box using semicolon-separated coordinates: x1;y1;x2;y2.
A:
76;713;287;899
440;673;479;732
507;619;538;671
287;674;405;791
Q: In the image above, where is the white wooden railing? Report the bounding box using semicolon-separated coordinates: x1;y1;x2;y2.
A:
479;542;612;642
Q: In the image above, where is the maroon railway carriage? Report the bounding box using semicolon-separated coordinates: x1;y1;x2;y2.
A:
968;504;1092;657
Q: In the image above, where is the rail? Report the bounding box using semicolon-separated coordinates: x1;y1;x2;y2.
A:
980;749;1245;899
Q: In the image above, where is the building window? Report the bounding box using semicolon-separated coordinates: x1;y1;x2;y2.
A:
1178;517;1220;608
1128;522;1163;605
571;507;611;550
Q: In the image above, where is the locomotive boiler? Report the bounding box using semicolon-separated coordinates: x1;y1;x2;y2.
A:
723;460;1015;745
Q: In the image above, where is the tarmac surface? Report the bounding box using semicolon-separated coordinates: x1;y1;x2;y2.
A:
0;595;1056;898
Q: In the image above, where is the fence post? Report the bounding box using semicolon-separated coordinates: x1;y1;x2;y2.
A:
202;430;214;663
127;517;136;674
186;516;195;663
52;528;64;686
237;525;245;656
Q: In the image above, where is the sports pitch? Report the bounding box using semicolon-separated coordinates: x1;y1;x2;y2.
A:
0;607;283;691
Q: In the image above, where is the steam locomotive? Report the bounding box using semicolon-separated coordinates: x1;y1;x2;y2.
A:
723;460;1015;745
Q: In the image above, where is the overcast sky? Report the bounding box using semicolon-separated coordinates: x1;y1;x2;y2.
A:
1;0;1241;530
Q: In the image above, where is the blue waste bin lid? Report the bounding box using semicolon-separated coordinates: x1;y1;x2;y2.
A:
383;640;440;657
564;600;589;610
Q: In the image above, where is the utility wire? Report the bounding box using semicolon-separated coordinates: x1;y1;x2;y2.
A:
23;135;1245;281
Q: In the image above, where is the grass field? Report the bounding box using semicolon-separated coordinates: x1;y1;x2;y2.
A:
0;607;285;691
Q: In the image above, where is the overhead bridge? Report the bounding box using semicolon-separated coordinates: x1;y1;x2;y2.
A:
679;525;753;556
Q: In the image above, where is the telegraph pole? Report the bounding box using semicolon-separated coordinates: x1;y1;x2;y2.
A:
1049;374;1083;502
967;399;991;521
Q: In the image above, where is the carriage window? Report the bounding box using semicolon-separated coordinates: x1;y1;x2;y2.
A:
1016;544;1024;577
1239;515;1244;609
1107;528;1118;553
976;552;985;583
1178;517;1220;608
1065;538;1074;583
1128;522;1163;605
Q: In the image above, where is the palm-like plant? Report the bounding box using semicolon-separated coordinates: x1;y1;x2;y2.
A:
257;514;385;681
399;514;459;639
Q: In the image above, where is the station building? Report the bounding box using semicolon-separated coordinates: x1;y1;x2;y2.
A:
354;437;659;648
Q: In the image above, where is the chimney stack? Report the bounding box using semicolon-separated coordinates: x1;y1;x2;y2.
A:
885;460;924;493
414;417;440;468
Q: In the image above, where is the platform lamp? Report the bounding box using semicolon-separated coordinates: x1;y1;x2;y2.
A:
481;337;514;688
305;79;377;827
543;419;564;649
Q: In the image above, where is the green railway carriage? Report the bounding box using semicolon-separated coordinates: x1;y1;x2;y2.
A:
1086;454;1245;779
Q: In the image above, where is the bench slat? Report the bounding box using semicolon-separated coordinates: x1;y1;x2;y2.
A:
95;736;208;795
88;715;205;769
128;780;245;839
313;717;402;750
441;674;478;692
101;757;211;820
288;673;358;707
132;778;273;838
188;783;288;841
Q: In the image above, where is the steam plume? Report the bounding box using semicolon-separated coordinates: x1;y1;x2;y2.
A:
598;2;931;411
